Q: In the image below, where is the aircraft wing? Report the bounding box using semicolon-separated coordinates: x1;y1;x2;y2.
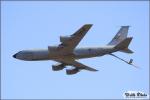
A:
70;60;98;71
58;24;92;53
56;59;98;71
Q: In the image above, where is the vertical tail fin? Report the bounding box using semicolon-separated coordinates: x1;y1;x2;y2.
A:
108;26;133;54
108;26;129;45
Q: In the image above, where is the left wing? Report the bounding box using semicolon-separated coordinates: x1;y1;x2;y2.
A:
55;59;98;71
58;24;92;53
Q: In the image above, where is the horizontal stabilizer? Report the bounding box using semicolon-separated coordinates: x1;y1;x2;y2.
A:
120;48;134;54
115;37;132;49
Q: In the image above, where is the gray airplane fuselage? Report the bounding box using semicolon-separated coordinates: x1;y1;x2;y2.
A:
13;45;117;61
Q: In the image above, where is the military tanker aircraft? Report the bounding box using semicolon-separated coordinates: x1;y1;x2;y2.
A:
13;24;137;75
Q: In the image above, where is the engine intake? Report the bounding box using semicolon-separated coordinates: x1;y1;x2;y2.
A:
66;68;80;75
60;36;71;42
52;63;65;71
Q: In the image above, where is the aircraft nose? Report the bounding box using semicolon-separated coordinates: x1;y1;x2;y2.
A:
13;54;17;58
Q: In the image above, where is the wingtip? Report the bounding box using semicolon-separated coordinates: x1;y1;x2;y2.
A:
84;24;93;26
94;69;99;71
85;67;98;71
91;69;99;71
121;26;130;28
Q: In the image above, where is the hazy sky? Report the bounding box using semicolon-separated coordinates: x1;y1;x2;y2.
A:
1;1;149;99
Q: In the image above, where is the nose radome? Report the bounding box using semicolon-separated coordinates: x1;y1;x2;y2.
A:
13;54;17;58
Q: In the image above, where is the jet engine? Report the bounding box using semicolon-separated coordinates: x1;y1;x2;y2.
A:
66;68;80;75
60;36;71;42
52;63;65;71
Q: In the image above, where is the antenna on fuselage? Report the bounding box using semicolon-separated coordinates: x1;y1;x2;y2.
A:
109;53;139;68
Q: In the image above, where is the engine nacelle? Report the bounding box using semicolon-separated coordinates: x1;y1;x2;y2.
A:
52;63;65;71
60;36;71;42
66;68;79;75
